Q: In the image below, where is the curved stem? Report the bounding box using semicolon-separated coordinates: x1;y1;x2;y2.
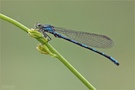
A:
0;13;96;90
0;14;29;33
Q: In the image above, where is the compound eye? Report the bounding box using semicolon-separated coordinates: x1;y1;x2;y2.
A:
35;23;43;29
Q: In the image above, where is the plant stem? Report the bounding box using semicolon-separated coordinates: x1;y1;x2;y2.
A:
0;13;29;33
0;13;96;90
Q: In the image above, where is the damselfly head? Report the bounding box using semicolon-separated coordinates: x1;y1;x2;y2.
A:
35;23;43;29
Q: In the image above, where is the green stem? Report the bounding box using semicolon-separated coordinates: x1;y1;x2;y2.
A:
0;14;29;33
0;13;96;90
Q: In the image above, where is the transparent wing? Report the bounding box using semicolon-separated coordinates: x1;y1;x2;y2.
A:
54;27;114;48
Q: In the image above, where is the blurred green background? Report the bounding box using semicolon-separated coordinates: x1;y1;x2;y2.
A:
0;0;134;90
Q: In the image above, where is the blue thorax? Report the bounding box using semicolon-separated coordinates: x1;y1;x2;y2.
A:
42;24;54;33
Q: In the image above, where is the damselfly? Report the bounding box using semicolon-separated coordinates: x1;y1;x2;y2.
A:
35;23;119;66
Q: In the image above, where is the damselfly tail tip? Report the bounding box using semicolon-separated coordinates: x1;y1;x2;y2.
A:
116;63;120;66
114;61;119;66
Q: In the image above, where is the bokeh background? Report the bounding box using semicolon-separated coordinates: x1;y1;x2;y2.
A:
1;0;134;90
